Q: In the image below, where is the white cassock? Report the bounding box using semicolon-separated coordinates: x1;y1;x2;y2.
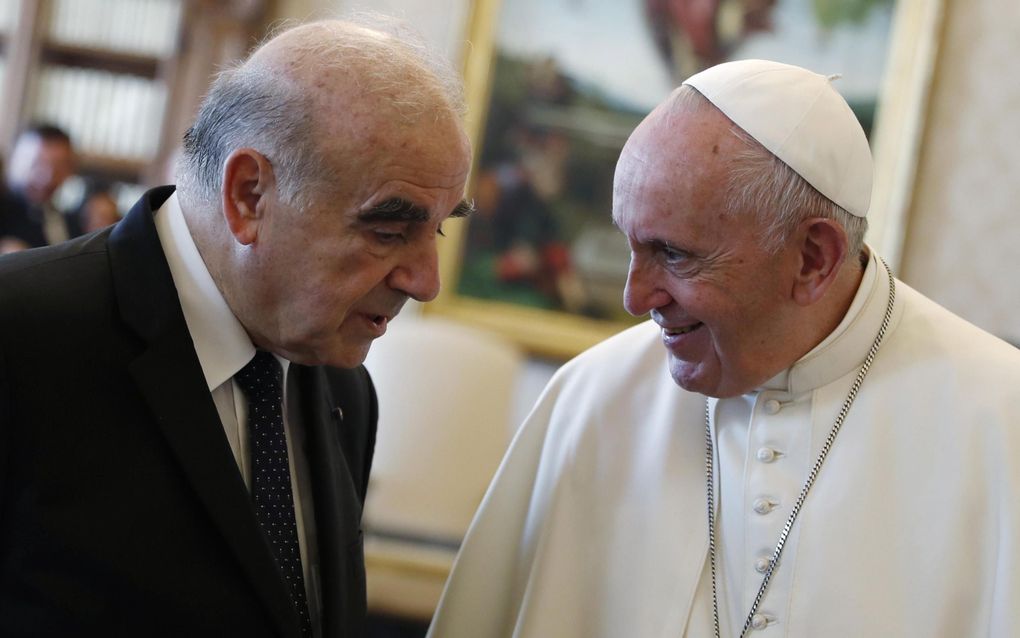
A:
428;252;1020;638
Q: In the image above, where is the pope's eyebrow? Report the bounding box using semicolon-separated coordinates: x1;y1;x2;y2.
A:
358;198;429;224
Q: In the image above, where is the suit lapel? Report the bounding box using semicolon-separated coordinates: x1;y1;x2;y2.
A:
108;188;301;638
294;365;364;637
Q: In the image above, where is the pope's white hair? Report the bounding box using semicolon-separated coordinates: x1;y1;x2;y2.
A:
670;86;867;259
176;13;465;211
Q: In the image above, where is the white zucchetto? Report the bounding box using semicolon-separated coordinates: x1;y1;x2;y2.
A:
683;59;873;218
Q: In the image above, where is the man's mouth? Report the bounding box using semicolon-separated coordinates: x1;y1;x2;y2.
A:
356;309;395;333
663;322;703;336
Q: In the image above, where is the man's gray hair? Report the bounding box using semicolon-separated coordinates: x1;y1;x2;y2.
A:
178;66;311;207
671;86;867;259
177;14;465;210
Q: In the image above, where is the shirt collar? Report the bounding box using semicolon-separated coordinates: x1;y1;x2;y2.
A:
154;192;256;391
759;248;892;396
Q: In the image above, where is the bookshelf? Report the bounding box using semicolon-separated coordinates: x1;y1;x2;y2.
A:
0;1;20;106
1;0;183;186
0;0;269;196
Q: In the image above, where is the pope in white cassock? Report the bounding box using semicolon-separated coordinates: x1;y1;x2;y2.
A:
427;60;1020;638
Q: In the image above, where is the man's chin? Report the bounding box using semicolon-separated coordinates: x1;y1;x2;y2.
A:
315;345;371;370
670;361;760;399
274;339;371;369
668;358;721;397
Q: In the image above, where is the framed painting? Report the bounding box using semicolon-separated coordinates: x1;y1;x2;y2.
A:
427;0;944;360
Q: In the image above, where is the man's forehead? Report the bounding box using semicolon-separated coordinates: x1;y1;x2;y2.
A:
613;114;734;225
614;126;691;194
351;138;471;213
362;116;469;177
612;150;653;229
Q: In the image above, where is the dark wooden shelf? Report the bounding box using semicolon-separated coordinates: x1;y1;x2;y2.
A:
41;41;161;79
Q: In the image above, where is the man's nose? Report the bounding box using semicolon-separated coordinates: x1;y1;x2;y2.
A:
622;256;669;317
388;240;441;302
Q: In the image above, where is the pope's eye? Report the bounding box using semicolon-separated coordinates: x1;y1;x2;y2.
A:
660;243;688;264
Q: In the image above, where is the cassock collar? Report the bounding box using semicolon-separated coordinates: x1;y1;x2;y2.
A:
153;192;259;391
758;248;890;396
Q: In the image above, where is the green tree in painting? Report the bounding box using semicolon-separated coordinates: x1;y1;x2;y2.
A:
812;0;894;28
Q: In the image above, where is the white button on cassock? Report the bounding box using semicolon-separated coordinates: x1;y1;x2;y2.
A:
751;614;769;630
754;557;771;574
756;447;777;463
764;399;782;414
752;498;777;515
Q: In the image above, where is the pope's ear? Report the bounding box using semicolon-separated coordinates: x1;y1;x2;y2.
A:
791;217;849;306
221;148;275;245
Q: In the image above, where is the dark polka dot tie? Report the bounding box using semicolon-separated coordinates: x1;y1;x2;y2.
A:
235;350;312;636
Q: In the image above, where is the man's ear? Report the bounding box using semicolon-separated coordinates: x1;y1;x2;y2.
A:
791;217;849;306
221;148;275;245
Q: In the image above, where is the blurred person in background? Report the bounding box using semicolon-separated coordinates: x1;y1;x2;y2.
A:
0;123;79;251
72;181;122;234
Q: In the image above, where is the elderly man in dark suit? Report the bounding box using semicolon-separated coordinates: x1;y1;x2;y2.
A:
0;18;472;638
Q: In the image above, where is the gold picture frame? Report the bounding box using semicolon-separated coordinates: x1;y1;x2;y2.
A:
427;0;945;361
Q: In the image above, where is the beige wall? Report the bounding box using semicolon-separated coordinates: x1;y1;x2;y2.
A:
899;0;1020;344
270;0;339;23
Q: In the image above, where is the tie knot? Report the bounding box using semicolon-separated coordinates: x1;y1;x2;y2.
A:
235;350;284;402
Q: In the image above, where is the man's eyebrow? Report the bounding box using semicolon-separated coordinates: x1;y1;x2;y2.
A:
357;198;429;224
450;199;475;218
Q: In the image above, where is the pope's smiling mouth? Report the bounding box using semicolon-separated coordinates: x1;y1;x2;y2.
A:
664;323;703;336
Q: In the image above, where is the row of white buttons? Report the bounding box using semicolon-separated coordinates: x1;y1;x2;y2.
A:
751;396;790;632
754;420;781;617
759;398;784;463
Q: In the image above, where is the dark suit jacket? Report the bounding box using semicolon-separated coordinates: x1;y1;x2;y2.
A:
0;186;377;637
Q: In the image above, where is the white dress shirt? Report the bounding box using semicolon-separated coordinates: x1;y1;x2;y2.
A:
42;202;71;244
153;192;322;635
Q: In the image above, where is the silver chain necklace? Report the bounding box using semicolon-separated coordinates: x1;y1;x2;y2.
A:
705;261;896;638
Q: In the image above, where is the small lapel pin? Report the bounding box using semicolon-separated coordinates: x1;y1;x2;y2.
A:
331;406;344;421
